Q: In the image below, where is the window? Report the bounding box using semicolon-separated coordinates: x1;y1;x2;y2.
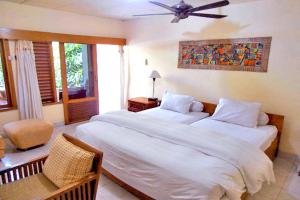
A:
33;42;57;104
52;41;62;101
64;43;95;100
0;40;13;109
60;43;98;124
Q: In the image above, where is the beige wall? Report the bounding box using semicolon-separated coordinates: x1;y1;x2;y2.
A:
0;104;64;135
126;0;300;155
0;1;125;133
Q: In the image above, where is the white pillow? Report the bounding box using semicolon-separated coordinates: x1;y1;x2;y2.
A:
160;92;194;114
190;101;204;112
211;98;261;128
258;112;269;126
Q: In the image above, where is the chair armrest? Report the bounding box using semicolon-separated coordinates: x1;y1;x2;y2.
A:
44;174;100;200
0;155;48;184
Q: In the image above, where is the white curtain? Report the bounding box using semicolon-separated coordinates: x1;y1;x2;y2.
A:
97;45;129;114
15;40;43;119
119;45;129;109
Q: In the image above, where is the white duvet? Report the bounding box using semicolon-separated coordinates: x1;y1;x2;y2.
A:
74;111;275;200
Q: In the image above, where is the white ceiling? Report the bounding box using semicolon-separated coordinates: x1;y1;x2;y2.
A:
2;0;257;20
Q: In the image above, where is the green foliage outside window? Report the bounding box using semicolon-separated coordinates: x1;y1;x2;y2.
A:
52;42;87;90
0;56;4;87
65;43;84;88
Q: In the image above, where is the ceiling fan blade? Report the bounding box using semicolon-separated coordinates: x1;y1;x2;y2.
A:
149;1;177;12
188;13;227;18
171;17;181;23
133;13;174;17
187;0;229;13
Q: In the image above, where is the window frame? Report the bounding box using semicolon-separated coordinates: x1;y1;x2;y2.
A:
63;42;96;100
0;28;126;114
0;39;16;111
59;42;99;124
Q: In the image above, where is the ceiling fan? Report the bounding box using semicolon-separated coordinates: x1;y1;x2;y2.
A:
133;0;230;23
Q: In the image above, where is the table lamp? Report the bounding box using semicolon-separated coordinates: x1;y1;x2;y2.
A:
148;70;161;101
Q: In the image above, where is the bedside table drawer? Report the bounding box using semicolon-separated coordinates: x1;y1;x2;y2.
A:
128;107;143;112
128;102;145;112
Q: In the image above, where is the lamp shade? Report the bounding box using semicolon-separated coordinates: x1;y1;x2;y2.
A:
149;70;161;79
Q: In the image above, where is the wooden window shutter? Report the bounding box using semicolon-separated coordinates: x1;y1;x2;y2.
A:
33;42;57;103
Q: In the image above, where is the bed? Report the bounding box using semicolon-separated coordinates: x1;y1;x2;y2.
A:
139;107;209;124
73;102;284;200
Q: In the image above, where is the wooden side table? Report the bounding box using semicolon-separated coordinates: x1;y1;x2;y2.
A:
128;97;158;112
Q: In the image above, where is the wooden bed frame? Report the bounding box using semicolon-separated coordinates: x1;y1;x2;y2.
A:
102;102;285;200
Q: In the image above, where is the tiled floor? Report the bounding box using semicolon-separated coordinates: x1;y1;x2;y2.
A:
0;123;299;200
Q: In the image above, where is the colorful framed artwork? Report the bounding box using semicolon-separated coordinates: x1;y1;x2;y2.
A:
178;37;272;72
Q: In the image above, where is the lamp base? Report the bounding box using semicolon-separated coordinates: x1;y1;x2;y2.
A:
148;97;158;101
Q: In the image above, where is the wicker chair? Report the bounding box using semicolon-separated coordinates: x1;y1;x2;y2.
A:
0;134;103;200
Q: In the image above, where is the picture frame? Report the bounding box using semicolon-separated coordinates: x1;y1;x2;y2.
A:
178;37;272;72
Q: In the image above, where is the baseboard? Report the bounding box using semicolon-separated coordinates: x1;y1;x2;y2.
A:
53;121;65;127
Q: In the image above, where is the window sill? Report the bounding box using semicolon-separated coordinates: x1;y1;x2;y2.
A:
0;106;17;113
0;102;63;112
42;101;63;106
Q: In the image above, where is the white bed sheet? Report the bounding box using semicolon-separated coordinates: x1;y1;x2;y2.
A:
191;118;278;151
139;107;209;124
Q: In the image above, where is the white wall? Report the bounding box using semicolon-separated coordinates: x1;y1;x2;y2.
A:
0;1;125;132
126;0;300;156
0;1;125;38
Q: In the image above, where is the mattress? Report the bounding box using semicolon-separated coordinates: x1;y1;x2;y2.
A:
191;118;278;151
139;107;209;124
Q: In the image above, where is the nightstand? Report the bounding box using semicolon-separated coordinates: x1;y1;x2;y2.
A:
128;97;158;112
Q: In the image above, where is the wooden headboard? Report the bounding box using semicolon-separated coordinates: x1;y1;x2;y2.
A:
202;102;284;159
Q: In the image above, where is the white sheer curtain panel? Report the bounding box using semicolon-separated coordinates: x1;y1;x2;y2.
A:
119;45;129;109
15;40;43;119
97;45;128;114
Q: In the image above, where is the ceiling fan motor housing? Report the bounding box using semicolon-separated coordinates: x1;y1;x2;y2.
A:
172;0;193;18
